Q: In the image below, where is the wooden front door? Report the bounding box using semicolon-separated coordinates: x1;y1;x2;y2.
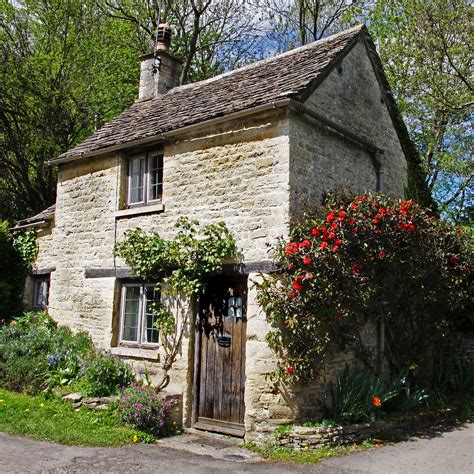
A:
194;276;247;437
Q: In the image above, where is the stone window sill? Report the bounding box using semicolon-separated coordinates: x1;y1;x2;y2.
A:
110;346;160;360
115;203;164;219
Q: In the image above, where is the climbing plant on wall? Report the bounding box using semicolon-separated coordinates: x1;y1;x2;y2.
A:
256;193;472;385
114;217;237;388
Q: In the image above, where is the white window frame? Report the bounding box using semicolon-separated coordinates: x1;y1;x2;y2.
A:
127;152;163;207
119;283;160;347
32;275;50;310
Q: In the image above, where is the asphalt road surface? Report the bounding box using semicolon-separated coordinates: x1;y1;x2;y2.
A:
0;423;473;473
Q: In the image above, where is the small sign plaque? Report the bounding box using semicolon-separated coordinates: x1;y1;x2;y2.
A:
217;336;231;348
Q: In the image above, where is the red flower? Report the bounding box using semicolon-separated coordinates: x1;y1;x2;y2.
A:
372;218;379;225
335;239;342;246
330;223;338;230
304;273;313;280
373;396;381;408
292;281;303;292
328;232;336;239
320;242;328;250
287;263;293;270
320;226;327;233
351;263;363;275
289;292;296;300
338;210;347;219
408;224;415;232
303;257;312;265
378;251;385;258
311;228;320;237
285;365;295;374
331;245;339;252
285;242;298;255
326;212;336;223
449;255;458;265
350;202;358;210
375;229;382;235
299;239;311;248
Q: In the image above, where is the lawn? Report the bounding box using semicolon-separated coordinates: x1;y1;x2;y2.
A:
0;388;150;446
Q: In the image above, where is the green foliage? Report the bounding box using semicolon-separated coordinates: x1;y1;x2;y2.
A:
0;222;26;319
117;382;176;437
433;357;474;402
0;388;150;446
326;366;428;424
115;217;237;295
369;0;473;220
0;311;133;396
12;231;38;269
256;193;473;384
78;352;134;397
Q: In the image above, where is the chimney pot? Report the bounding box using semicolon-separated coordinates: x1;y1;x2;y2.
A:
156;23;172;52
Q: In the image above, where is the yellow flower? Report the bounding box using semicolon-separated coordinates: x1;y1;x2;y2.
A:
39;403;45;408
0;399;5;403
133;435;139;443
25;408;30;412
303;446;309;450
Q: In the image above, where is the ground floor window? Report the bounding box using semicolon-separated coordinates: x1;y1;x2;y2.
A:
32;275;50;310
119;283;160;346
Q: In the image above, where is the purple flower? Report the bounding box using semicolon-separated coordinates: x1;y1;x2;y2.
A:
46;354;57;365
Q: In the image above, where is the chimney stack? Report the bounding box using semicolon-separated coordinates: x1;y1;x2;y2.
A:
138;23;181;101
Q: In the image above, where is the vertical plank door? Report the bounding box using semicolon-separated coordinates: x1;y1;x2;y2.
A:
195;277;247;437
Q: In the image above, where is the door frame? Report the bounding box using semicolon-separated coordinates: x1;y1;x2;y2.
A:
191;274;247;437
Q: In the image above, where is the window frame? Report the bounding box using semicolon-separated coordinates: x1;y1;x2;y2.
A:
32;275;50;311
127;152;164;208
118;282;160;348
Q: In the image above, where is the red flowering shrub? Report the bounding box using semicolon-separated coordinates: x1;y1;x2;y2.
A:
256;194;472;384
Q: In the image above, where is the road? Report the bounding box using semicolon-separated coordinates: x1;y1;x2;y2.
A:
0;423;473;473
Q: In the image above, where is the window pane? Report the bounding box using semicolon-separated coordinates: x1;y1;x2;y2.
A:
122;286;140;342
144;286;160;344
33;278;49;308
130;157;144;203
148;154;163;201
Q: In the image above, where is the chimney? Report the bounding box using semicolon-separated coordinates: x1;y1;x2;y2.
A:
138;23;182;101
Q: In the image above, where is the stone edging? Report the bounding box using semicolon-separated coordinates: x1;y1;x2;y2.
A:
273;420;402;449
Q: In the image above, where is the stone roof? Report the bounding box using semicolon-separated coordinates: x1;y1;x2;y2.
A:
53;25;366;163
13;204;56;229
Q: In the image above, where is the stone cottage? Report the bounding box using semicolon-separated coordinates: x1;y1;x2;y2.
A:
19;24;409;441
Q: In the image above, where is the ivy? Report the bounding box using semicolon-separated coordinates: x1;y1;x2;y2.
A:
12;231;38;269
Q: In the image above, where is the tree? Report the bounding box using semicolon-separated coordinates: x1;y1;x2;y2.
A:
0;0;138;221
99;0;264;84
255;0;371;51
369;0;473;222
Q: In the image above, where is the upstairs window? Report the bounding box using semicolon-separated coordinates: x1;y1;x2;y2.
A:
128;152;163;206
119;283;160;346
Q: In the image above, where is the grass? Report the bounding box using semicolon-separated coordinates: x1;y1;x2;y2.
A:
242;440;376;464
0;388;153;446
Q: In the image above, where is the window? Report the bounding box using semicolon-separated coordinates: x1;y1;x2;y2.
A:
127;152;163;206
119;283;160;346
33;275;50;310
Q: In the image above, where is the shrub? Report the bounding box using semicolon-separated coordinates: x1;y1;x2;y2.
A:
0;311;133;396
0;312;94;393
117;382;175;436
79;352;134;397
257;193;473;384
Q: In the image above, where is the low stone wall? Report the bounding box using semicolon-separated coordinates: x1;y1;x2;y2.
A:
62;391;183;428
273;420;402;449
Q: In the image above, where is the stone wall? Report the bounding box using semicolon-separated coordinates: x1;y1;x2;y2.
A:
45;110;291;427
290;39;407;215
